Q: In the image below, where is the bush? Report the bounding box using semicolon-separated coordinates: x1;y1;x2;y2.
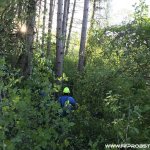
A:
0;57;76;150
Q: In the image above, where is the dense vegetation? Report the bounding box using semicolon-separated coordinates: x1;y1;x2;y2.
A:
0;0;150;149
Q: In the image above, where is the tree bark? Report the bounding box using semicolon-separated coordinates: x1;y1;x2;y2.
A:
55;0;64;77
78;0;90;72
41;0;47;55
90;0;96;29
65;0;76;55
62;0;70;53
47;0;55;58
36;0;42;43
25;0;36;76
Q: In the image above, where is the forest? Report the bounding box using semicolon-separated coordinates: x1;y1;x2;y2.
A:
0;0;150;149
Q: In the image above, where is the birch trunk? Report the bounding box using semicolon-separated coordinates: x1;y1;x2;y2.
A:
41;0;47;54
65;0;76;55
62;0;70;53
78;0;90;72
36;0;42;43
90;0;96;29
47;0;55;57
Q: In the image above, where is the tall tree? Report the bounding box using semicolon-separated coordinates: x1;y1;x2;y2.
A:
78;0;90;72
36;0;42;43
25;0;36;76
90;0;96;29
41;0;47;54
47;0;55;57
55;0;64;77
62;0;70;53
65;0;76;55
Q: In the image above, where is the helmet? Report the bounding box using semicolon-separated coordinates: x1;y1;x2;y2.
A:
63;87;70;94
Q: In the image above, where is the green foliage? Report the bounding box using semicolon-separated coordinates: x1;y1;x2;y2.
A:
0;0;35;66
0;0;150;149
64;1;150;148
0;57;76;150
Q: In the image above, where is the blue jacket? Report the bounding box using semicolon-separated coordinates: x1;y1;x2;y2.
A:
59;95;77;109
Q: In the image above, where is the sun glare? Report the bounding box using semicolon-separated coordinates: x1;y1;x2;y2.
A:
20;24;27;33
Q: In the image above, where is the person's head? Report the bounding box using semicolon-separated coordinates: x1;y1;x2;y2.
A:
63;87;70;95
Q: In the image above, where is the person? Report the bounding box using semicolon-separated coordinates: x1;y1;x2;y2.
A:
59;87;78;116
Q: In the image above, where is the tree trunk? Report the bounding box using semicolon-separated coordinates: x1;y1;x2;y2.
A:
25;0;36;76
78;0;90;72
55;0;64;77
65;0;76;55
90;0;96;29
62;0;70;53
47;0;55;58
41;0;47;55
36;0;42;43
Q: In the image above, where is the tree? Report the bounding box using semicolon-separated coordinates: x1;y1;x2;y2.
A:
25;0;36;76
36;0;42;43
55;0;64;77
65;0;76;55
41;0;47;55
47;0;55;57
78;0;90;72
90;0;96;29
62;0;70;53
